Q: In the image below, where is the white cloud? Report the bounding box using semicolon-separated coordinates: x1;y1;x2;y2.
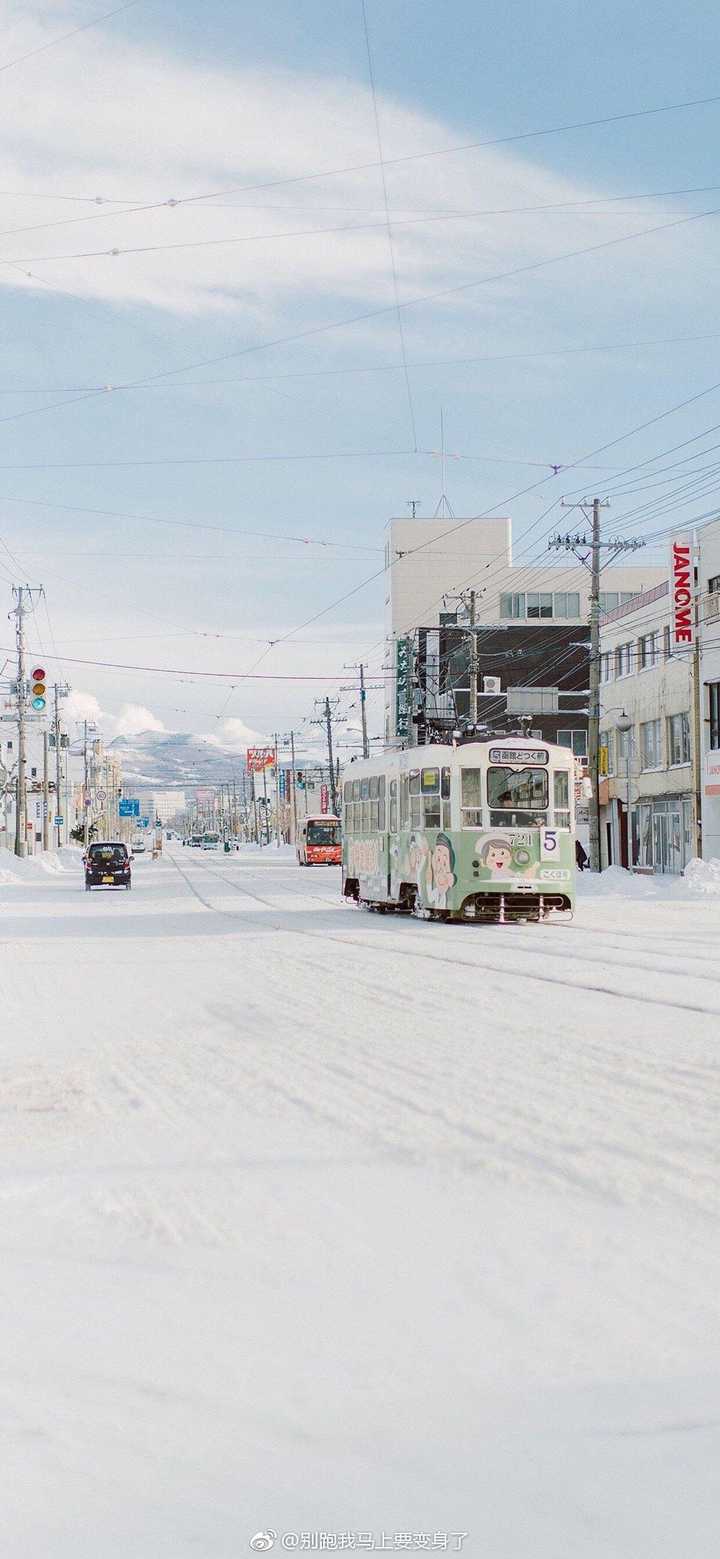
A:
64;689;103;724
0;4;712;328
206;717;264;751
113;703;166;737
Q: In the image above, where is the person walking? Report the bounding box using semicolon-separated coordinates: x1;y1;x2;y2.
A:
575;838;589;872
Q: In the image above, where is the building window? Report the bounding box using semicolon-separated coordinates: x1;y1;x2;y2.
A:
527;592;553;619
667;712;691;766
639;631;660;669
640;719;662;770
663;624;672;658
599;591;619;614
600;651;613;681
554;591;581;618
557;728;588;757
500;593;526;618
615;642;633;677
706;575;720;622
709;683;720;750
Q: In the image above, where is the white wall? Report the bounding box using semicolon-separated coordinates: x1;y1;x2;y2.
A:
698;518;720;859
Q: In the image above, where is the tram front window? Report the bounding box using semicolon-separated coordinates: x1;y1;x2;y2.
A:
487;766;548;827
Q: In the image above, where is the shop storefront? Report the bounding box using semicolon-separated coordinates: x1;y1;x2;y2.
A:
633;795;695;874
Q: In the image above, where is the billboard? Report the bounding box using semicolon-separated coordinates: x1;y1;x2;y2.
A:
670;535;694;648
246;747;275;773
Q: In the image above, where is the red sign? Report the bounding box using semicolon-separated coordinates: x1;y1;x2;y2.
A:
247;747;275;773
320;784;329;814
671;536;694;647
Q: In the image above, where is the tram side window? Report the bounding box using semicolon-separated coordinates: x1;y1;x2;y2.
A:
440;767;452;828
354;802;362;832
389;777;398;833
400;774;409;829
488;766;548;827
553;770;571;829
352;780;361;801
362;800;370;832
461;768;483;828
421;767;441;828
378;797;386;829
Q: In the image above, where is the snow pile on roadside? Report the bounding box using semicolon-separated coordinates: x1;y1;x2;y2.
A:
0;845;82;884
577;865;665;899
682;856;720;896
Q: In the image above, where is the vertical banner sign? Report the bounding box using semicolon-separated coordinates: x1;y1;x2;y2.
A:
671;535;694;648
320;783;329;814
395;637;412;740
278;768;286;799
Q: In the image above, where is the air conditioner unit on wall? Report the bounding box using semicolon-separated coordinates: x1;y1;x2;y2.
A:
483;676;501;694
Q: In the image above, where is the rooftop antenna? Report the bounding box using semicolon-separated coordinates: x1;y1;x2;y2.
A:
433;408;454;519
406;499;422;518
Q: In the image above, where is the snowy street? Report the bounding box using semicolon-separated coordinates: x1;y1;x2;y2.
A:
2;846;720;1557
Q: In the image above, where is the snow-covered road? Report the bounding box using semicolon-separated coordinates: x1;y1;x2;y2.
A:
1;847;719;1557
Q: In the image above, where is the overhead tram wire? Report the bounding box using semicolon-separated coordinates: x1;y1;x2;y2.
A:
357;373;720;668
4;200;720;446
5;180;720;251
1;88;716;211
359;0;417;451
4;326;720;396
165;90;720;207
0;493;382;552
0;0;145;76
15;194;720;267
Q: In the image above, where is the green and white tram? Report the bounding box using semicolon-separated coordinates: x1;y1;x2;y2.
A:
341;737;576;922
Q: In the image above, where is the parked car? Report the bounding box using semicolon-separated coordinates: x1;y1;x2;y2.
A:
84;841;131;891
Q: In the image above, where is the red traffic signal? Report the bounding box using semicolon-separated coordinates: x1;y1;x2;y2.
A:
31;666;46;681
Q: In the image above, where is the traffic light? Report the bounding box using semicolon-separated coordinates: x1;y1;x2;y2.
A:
31;666;46;712
296;769;304;788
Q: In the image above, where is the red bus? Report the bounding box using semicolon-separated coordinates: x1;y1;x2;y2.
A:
297;815;341;866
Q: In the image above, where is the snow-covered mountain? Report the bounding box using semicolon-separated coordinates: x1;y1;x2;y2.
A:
107;730;246;789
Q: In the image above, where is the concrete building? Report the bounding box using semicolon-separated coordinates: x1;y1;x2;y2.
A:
598;583;697;873
385;514;665;739
697;517;720;860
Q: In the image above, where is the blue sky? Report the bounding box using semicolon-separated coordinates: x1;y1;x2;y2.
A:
1;0;720;751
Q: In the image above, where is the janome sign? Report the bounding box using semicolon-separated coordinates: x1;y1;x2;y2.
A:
670;535;694;648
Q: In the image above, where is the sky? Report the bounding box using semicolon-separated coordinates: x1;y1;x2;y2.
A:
2;0;720;756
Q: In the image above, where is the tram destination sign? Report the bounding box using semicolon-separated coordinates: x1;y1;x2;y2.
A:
488;746;548;764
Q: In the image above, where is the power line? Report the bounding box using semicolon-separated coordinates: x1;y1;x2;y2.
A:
0;0;145;76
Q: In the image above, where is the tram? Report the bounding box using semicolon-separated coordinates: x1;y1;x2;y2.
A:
341;737;575;922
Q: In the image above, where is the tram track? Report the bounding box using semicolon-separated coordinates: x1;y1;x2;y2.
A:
167;853;720;1020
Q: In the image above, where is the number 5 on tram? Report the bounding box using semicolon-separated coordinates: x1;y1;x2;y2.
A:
341;738;576;922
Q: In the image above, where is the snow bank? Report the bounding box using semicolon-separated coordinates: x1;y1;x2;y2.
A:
682;856;720;896
0;845;82;884
578;857;720;901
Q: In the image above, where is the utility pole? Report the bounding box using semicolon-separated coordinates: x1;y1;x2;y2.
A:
83;720;89;849
11;585;31;857
42;730;50;850
341;664;383;758
443;588;479;729
54;686;63;848
289;729;298;845
273;734;280;846
551;501;644;872
319;698;338;816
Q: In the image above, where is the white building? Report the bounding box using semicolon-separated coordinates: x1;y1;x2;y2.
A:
385;514;665;738
599;583;697;873
697;518;720;860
